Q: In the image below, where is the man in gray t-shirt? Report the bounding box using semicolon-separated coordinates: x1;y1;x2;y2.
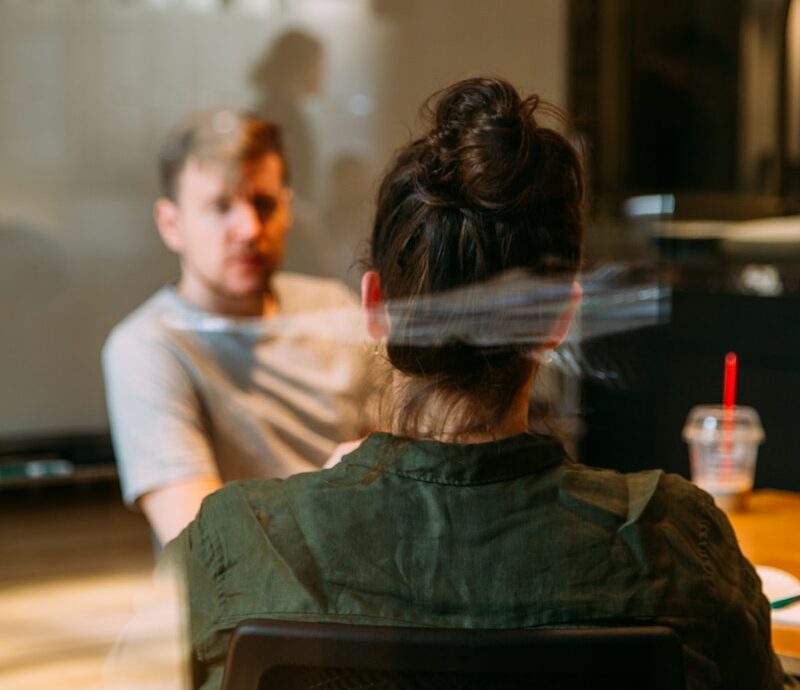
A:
102;110;375;545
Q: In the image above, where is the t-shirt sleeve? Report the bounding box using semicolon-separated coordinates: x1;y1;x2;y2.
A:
700;496;798;689
102;324;219;505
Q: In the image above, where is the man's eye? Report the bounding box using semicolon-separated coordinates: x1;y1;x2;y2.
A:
252;196;278;219
213;198;233;214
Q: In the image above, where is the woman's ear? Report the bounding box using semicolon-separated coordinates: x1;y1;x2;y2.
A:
544;280;582;349
153;198;183;254
361;270;389;340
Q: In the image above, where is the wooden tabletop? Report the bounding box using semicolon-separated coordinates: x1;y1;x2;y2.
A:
726;490;800;661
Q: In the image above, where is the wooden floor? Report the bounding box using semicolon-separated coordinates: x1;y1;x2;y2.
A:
0;482;159;690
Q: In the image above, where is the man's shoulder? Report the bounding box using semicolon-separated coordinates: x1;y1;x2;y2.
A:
103;287;181;360
273;271;358;313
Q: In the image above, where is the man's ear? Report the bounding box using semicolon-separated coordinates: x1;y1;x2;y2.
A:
153;198;183;253
361;270;389;340
544;280;582;349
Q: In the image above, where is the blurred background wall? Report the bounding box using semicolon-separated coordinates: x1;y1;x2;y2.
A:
0;0;567;445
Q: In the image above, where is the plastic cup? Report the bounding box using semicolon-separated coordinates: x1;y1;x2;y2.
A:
682;405;764;512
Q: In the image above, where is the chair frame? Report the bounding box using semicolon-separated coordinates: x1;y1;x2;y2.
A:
220;618;686;690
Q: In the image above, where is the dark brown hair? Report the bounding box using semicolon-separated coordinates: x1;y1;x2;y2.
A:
158;109;286;201
369;77;585;437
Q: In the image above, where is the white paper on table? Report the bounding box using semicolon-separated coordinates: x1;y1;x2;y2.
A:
756;565;800;627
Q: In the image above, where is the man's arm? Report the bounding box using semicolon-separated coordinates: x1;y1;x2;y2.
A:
102;318;221;539
139;475;223;546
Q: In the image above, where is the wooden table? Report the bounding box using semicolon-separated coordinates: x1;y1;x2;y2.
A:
727;490;800;665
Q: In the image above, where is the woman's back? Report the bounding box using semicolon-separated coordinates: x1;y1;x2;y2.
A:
171;431;786;690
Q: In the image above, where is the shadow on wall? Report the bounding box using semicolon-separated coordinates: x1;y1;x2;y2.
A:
250;29;324;200
250;29;333;279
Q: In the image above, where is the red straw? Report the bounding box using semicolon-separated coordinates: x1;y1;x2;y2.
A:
721;352;738;481
723;352;738;408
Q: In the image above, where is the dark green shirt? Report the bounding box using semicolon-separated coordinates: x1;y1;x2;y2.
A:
164;432;794;690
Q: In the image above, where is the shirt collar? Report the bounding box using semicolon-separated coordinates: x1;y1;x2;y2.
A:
342;432;567;486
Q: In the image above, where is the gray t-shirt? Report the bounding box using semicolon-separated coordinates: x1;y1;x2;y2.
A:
103;272;376;505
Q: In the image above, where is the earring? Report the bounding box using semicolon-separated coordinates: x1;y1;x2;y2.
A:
371;339;386;357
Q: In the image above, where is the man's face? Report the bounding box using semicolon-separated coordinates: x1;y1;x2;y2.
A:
156;152;290;315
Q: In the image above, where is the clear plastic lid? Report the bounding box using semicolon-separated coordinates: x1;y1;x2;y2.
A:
682;405;765;444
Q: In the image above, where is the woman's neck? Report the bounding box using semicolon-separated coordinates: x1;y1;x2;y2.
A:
388;370;534;443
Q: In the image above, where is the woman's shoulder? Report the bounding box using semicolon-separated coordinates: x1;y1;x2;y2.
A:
558;461;716;531
562;461;710;500
200;478;288;515
193;473;338;536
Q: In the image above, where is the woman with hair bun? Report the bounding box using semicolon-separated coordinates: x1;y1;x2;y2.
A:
166;78;792;690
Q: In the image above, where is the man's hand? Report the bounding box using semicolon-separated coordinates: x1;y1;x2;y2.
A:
138;475;223;547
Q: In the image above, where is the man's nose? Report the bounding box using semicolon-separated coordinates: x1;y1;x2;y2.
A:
230;200;263;241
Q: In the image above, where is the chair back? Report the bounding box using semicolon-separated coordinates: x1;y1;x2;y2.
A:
219;619;685;690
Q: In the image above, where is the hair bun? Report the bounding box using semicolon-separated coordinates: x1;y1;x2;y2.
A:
415;77;542;213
